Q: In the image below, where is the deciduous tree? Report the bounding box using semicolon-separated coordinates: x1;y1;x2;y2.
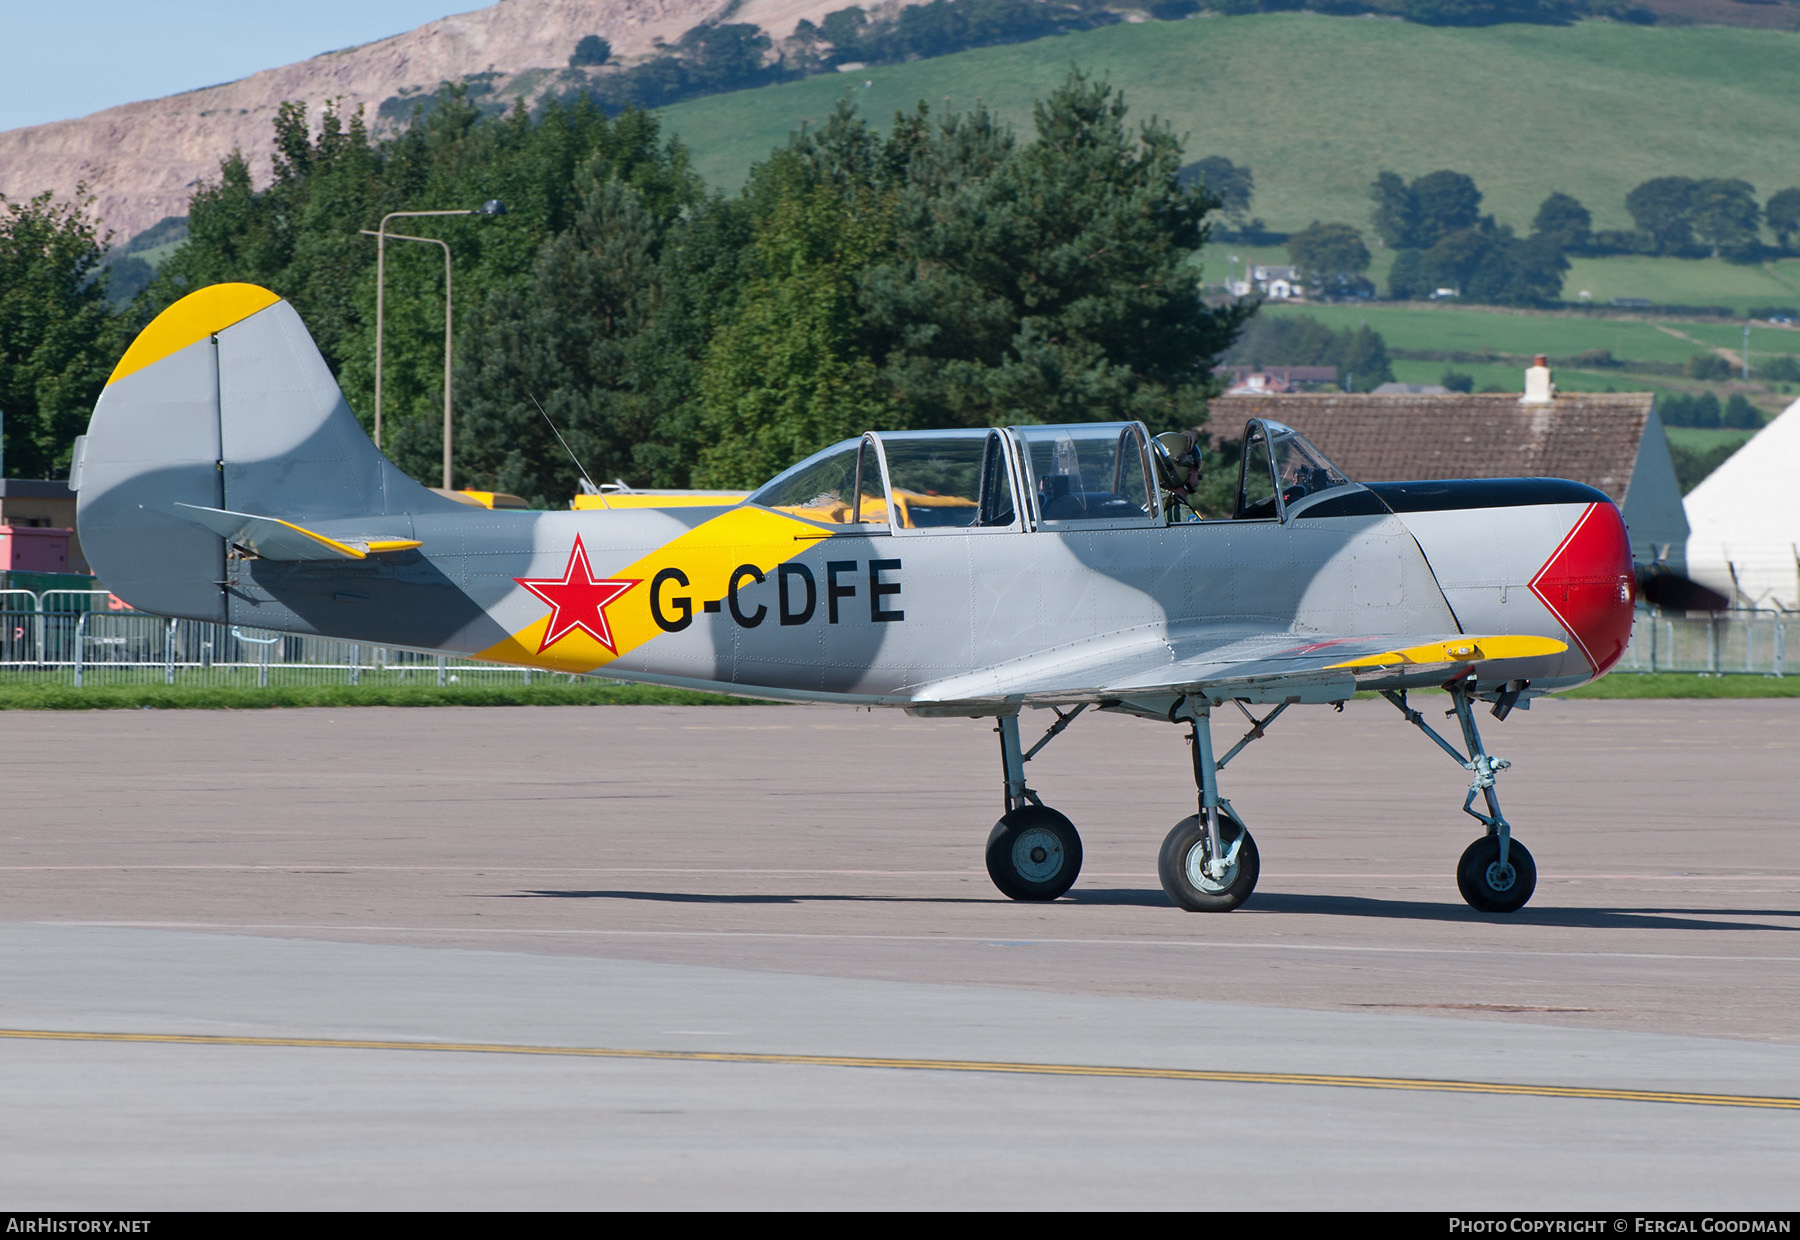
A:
1286;221;1370;289
1689;178;1760;258
1369;171;1418;249
1626;176;1698;254
1179;156;1254;223
0;190;120;479
1531;191;1592;252
1767;188;1800;253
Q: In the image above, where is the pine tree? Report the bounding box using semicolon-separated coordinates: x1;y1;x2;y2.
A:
861;72;1244;433
695;141;900;488
456;177;668;505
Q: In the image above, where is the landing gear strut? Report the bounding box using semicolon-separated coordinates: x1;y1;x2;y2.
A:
1383;678;1537;913
984;710;1084;901
1158;700;1263;912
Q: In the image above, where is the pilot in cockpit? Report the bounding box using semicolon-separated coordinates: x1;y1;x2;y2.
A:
1152;429;1207;521
1283;463;1333;504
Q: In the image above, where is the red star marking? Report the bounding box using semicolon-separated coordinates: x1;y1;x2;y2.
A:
514;536;639;655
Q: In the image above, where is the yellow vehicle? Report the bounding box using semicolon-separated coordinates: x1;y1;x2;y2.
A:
783;490;978;529
439;489;531;510
571;489;746;511
570;482;977;527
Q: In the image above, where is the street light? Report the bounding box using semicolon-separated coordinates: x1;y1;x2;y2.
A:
364;200;506;490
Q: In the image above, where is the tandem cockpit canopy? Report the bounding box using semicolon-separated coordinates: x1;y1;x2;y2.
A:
744;419;1361;530
1234;418;1357;521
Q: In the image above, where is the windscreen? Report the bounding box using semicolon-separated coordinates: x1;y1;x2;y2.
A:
745;438;879;525
1237;420;1354;520
1012;424;1154;525
1269;425;1351;503
877;430;1016;529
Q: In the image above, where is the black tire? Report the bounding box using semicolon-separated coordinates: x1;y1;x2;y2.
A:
1158;812;1260;912
986;805;1083;901
1456;835;1537;913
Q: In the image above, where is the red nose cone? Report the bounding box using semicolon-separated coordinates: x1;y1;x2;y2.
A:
1529;502;1635;676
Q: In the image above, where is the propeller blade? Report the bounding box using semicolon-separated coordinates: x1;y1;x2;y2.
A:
1636;566;1731;613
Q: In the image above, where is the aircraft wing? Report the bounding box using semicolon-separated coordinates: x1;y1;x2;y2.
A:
910;629;1567;709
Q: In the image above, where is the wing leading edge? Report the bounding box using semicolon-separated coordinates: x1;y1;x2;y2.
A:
911;630;1567;709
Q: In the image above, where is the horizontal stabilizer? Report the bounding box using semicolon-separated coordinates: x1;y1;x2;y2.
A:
1327;635;1566;669
173;503;421;562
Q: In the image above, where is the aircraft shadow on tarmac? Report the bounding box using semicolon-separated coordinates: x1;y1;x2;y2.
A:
1231;891;1800;932
509;890;998;905
510;888;1795;931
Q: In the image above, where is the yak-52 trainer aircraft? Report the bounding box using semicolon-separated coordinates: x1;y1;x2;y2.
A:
77;284;1647;913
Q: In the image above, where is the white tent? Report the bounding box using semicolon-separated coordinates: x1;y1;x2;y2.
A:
1685;396;1800;611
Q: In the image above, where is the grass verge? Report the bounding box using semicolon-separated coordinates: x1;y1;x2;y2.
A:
1558;673;1800;699
0;673;1791;709
0;681;761;710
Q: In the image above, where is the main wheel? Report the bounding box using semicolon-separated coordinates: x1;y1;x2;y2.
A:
986;805;1083;901
1456;835;1537;913
1158;812;1260;912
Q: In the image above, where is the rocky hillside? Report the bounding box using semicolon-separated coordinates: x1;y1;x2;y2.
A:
0;0;876;241
6;0;1791;244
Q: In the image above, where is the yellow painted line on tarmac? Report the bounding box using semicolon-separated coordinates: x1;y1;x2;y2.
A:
3;1028;1797;1111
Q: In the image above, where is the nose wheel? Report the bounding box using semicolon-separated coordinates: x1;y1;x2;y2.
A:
1159;811;1260;912
1157;698;1265;912
1456;835;1536;913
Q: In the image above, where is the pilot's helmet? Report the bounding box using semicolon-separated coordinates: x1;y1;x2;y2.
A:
1152;430;1204;494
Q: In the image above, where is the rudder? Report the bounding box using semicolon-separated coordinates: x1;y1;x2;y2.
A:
76;283;450;621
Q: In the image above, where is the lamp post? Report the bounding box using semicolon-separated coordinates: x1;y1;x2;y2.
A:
365;201;506;489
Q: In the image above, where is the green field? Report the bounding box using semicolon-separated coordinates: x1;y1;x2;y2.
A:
1260;302;1705;365
1563;256;1800;315
1200;242;1399;290
1662;425;1759;454
659;15;1800;236
1204;242;1800;320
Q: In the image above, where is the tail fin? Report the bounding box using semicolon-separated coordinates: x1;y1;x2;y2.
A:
77;283;450;620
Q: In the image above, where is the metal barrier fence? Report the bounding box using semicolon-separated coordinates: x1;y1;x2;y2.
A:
0;589;1790;686
1621;610;1788;676
0;591;546;688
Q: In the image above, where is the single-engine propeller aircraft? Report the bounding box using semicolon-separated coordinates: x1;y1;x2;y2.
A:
78;284;1657;913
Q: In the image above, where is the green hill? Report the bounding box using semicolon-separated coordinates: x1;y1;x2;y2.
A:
657;14;1800;237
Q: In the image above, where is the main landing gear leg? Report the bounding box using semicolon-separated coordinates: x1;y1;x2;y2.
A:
1158;700;1262;912
984;709;1084;901
1382;679;1537;913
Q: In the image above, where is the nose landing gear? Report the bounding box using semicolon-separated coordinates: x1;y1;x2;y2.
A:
1157;698;1270;912
1384;678;1537;914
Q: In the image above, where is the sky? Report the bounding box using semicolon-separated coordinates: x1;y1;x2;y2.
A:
0;1;478;132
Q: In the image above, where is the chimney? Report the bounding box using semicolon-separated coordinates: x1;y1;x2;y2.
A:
1521;354;1554;404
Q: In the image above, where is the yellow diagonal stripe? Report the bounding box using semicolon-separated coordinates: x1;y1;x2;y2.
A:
474;505;821;674
5;1028;1795;1111
106;282;281;387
